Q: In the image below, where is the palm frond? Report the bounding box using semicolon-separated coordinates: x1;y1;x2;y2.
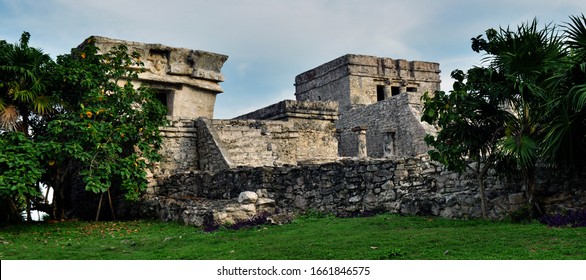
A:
499;134;539;169
571;83;586;112
565;14;586;58
0;105;20;131
32;95;54;115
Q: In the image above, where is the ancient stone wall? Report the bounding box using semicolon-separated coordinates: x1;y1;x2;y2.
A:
195;118;234;172
88;36;227;119
294;54;441;113
142;155;586;227
153;117;199;185
235;100;338;122
336;92;437;158
209;118;338;167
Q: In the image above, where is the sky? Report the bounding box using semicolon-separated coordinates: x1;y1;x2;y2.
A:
1;0;585;119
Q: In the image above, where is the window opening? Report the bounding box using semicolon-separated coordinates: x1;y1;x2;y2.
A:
155;89;172;115
376;85;385;101
391;86;400;96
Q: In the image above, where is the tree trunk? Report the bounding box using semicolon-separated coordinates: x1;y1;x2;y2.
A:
52;160;74;221
107;188;116;220
477;177;488;219
95;192;104;222
26;198;32;222
524;168;541;218
470;159;491;219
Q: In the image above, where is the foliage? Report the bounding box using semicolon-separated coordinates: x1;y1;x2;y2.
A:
0;33;167;222
45;40;167;202
1;215;584;260
0;32;56;133
421;68;511;173
0;132;44;223
539;210;586;228
421;68;512;218
422;15;586;217
0;132;43;198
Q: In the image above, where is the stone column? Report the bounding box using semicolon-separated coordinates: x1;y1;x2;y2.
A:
400;80;408;95
352;126;368;158
383;85;393;99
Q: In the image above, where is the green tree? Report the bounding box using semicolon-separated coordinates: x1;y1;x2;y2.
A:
471;19;565;213
0;132;44;224
0;32;55;134
538;15;586;169
423;16;586;217
0;32;56;221
41;39;167;220
1;33;167;223
422;68;512;218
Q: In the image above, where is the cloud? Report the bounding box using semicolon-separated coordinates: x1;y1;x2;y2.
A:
3;0;586;119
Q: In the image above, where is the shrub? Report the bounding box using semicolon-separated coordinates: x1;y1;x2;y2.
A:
539;210;586;227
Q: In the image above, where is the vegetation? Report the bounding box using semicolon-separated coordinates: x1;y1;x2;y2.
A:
0;33;167;224
0;214;584;260
421;15;586;218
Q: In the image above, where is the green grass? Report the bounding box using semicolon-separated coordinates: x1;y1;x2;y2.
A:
0;214;584;260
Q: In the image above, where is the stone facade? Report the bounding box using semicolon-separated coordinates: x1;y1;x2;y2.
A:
88;36;228;119
210;118;338;167
295;54;441;113
295;54;441;158
336;91;437;158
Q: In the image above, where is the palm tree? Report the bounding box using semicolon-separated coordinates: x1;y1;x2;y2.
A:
476;15;586;215
540;14;586;169
0;32;55;135
1;32;55;221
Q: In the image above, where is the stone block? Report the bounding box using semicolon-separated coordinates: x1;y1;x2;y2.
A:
349;195;362;203
239;204;257;213
508;193;526;205
381;181;394;190
256;197;276;207
238;191;258;204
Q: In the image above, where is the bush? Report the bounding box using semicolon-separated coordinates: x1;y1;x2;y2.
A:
539;210;586;227
509;205;533;224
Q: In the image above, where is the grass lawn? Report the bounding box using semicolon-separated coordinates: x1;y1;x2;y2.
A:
0;214;584;260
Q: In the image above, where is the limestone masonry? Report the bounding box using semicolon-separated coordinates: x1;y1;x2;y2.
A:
81;37;585;225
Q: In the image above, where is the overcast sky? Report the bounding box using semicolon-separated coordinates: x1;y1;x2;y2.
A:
2;0;585;118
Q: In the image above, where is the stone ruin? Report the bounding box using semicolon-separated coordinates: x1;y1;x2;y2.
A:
78;37;586;226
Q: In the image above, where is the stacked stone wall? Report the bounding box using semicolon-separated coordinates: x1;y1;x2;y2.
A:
209;118;338;167
195;118;233;172
336;92;437;158
154;117;199;182
142;156;586;226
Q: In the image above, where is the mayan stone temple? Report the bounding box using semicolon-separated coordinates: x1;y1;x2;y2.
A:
79;37;585;226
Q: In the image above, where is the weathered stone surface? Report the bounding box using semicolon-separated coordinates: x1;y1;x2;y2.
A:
508;193;526;205
239;204;257;213
295;55;440;113
87;36;227;120
256;197;276;207
209;117;338;167
238;191;259;204
293;54;440;159
142;154;586;227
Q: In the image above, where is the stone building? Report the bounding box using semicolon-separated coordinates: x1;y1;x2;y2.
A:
294;54;441;158
89;36;228;120
90;36;341;182
79;37;585;226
